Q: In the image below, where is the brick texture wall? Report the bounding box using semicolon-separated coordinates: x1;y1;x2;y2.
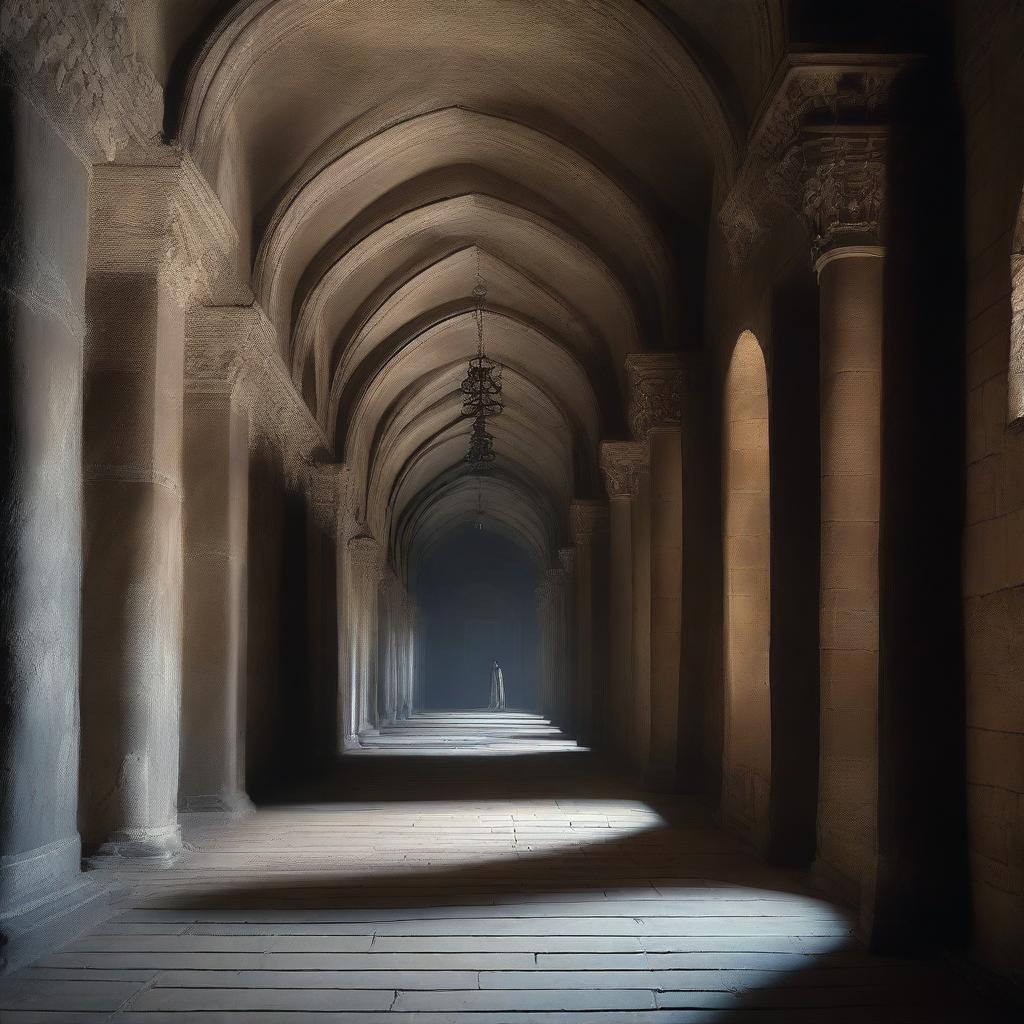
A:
956;0;1024;988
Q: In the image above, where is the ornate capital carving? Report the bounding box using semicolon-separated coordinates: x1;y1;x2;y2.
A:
184;307;245;396
1;0;163;162
89;156;247;308
185;304;330;469
625;353;683;440
798;130;887;259
718;55;905;267
569;499;609;544
348;534;381;582
537;567;566;607
599;441;647;501
557;547;576;575
306;463;343;535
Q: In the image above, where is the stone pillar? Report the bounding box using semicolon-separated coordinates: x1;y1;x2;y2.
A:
80;163;234;861
0;0;165;965
400;599;418;719
570;501;609;745
306;464;341;759
348;535;382;737
179;309;253;814
535;576;555;718
556;548;576;731
798;132;887;913
599;441;647;758
377;567;405;726
0;80;106;964
630;465;652;771
627;354;684;788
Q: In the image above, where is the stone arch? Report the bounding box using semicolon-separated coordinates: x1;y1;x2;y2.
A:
1008;190;1024;428
255;108;675;351
722;330;771;848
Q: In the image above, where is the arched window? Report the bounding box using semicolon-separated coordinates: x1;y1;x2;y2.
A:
723;331;772;847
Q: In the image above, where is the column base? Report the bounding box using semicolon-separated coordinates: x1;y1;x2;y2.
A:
1;876;112;974
84;824;182;868
179;791;254;817
810;855;861;914
1;836;113;974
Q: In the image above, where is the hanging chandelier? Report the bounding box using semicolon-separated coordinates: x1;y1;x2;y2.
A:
464;410;496;470
460;277;503;418
461;266;503;474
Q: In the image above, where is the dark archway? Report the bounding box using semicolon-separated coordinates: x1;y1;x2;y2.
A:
414;524;539;711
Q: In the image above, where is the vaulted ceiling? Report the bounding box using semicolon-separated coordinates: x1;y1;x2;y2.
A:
137;0;782;576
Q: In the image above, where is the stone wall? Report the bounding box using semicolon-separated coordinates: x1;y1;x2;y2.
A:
956;0;1024;988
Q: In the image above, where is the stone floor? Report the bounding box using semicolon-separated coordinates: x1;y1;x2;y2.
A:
0;712;1011;1021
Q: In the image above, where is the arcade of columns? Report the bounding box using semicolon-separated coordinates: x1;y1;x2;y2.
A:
6;0;1022;996
1;35;900;951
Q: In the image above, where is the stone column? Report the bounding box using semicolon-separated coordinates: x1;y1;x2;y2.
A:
599;441;647;758
0;0;166;963
377;567;405;726
535;576;555;719
629;465;652;771
400;599;418;719
556;548;576;731
306;464;341;759
627;354;684;787
799;131;887;911
348;535;382;737
179;309;252;814
570;501;609;746
80;162;235;861
0;79;106;962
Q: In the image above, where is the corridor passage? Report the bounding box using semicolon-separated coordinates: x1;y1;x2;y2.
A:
353;711;583;755
0;717;1007;1022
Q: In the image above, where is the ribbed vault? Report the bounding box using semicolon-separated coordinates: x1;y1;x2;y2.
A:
166;0;774;580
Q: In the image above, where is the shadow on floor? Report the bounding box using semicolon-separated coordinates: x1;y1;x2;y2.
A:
121;749;1012;1023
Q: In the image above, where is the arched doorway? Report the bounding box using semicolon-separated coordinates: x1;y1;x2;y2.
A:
722;330;771;848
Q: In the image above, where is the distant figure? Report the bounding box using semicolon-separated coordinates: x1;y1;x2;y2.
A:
489;660;506;711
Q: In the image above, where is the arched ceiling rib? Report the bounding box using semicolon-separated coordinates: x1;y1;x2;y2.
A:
169;0;774;577
342;313;599;468
398;472;556;582
255;108;676;351
180;0;741;214
298;194;641;405
370;385;576;537
324;247;617;412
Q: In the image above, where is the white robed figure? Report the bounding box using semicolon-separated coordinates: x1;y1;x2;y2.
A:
489;660;506;710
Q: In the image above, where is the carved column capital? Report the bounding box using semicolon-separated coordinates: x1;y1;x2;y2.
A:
89;157;247;309
797;130;887;261
625;353;683;440
599;441;647;501
557;547;576;576
184;307;246;397
306;463;343;536
569;499;609;544
348;534;381;583
717;55;905;267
